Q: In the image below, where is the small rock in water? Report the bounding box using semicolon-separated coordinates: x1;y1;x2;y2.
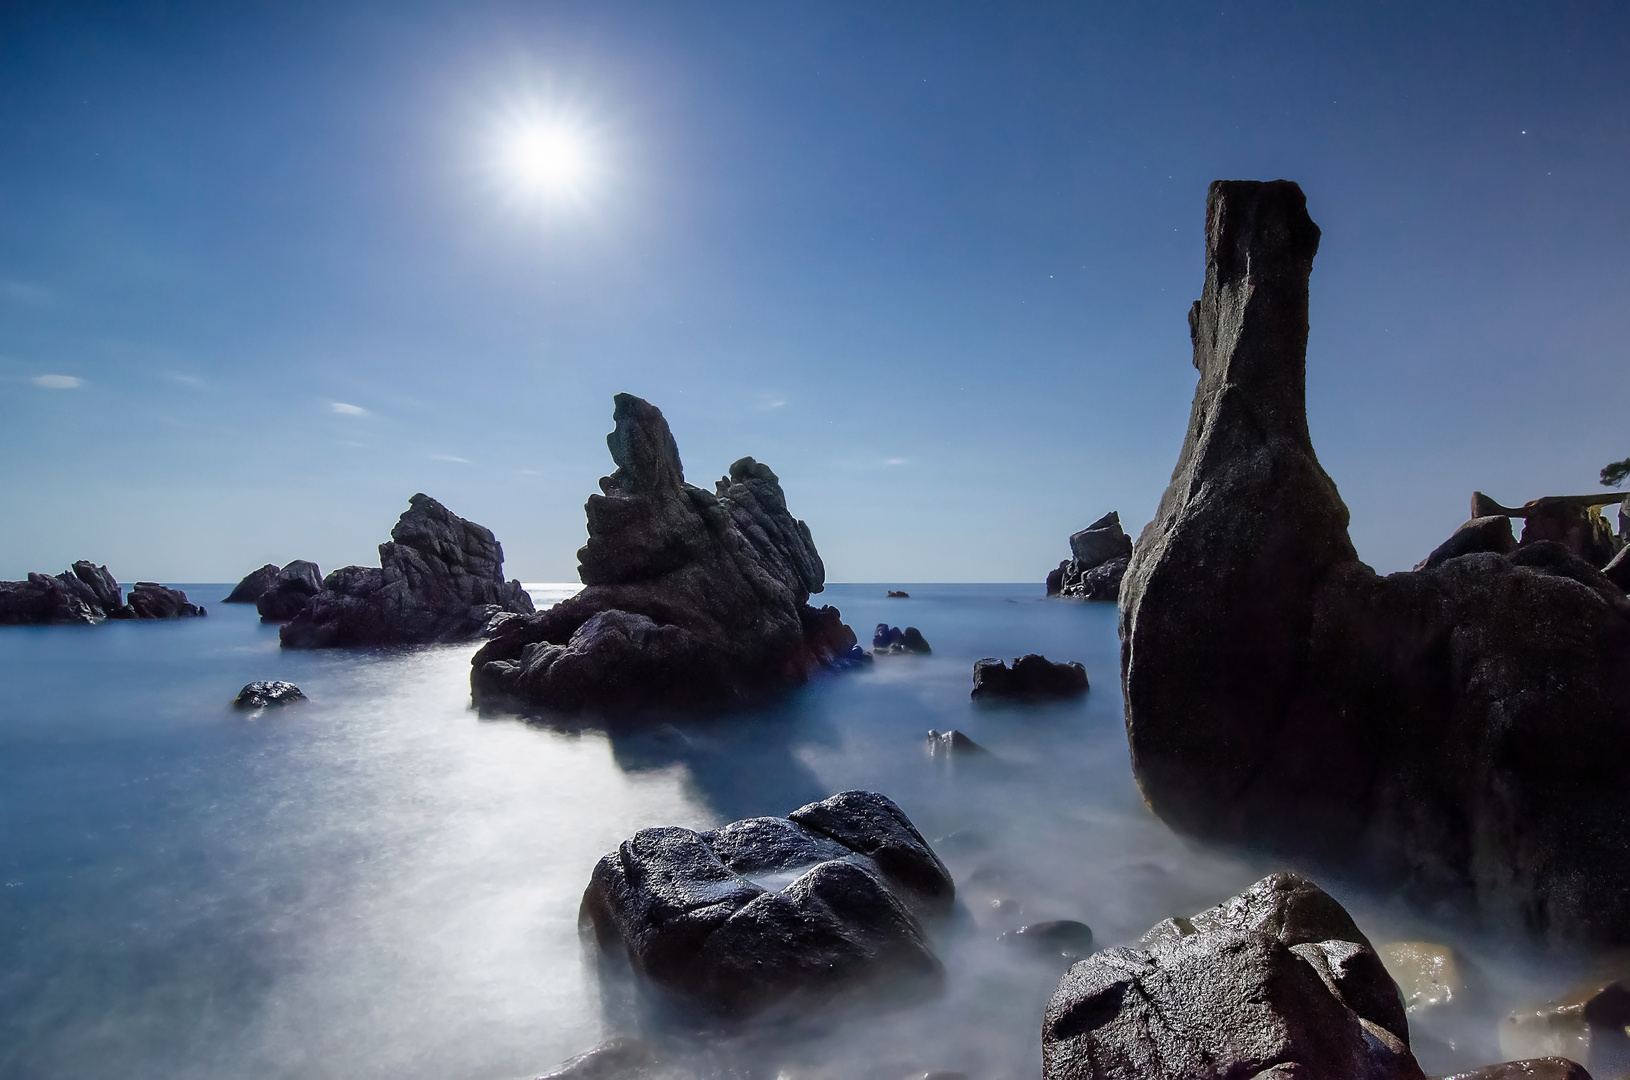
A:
1442;1060;1594;1080
873;624;931;654
1380;940;1462;1013
926;729;986;758
971;655;1088;700
1000;919;1096;961
234;681;307;709
887;589;910;598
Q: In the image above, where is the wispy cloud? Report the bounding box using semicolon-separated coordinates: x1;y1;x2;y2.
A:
2;280;56;307
330;401;367;415
32;374;82;390
755;393;788;411
885;457;908;466
429;453;471;464
517;468;542;476
166;373;203;386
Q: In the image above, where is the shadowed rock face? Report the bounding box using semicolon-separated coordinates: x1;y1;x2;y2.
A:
280;494;533;648
1120;179;1630;945
0;562;199;623
470;394;861;713
255;560;323;622
222;564;280;604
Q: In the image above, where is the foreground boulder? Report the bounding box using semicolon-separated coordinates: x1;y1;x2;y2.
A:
256;560;323;622
1044;873;1421;1080
1047;512;1133;600
471;394;861;711
1120;179;1630;944
580;790;952;1018
281;495;532;648
222;563;281;604
971;655;1088;700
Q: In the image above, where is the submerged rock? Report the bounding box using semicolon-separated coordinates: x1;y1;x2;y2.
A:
281;495;532;649
222;564;281;604
233;681;307;708
1444;1061;1593;1080
580;790;952;1018
1000;919;1095;962
1043;873;1421;1080
925;729;986;757
1047;512;1133;600
874;624;931;654
256;561;323;622
971;655;1088;701
471;395;859;712
129;582;205;619
1119;179;1630;945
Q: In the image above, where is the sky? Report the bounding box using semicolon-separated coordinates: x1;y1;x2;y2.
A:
2;0;1627;584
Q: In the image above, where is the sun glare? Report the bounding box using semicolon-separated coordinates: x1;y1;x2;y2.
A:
498;120;595;200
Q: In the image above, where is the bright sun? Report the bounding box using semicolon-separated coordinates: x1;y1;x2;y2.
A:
499;121;594;198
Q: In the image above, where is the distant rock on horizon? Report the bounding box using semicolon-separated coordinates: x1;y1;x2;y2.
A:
0;561;203;624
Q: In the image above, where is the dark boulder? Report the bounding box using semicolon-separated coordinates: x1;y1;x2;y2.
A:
1042;873;1421;1080
128;583;205;619
580;790;951;1018
222;564;281;604
57;561;124;613
1048;512;1134;600
1417;516;1517;570
1443;1062;1593;1080
1069;511;1134;567
1120;179;1630;945
233;681;307;708
1518;499;1619;569
0;573;99;624
874;624;931;654
999;919;1095;962
1603;546;1630;591
887;589;910;598
926;729;986;757
256;561;323;622
471;395;858;711
281;496;533;649
971;655;1088;700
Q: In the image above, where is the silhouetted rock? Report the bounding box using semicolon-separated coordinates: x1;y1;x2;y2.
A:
128;582;205;619
971;655;1088;700
1047;512;1133;600
222;564;281;604
1120;179;1630;945
1000;919;1095;962
874;624;931;654
233;681;307;708
1417;516;1517;570
925;729;985;757
256;561;323;622
1043;873;1421;1080
887;589;910;598
471;395;859;711
281;495;532;649
1518;499;1619;569
580;790;952;1018
1602;546;1630;591
0;573;99;624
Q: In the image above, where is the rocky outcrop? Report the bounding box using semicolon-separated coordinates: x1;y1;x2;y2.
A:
0;562;200;623
874;624;931;654
222;564;281;604
129;582;205;619
971;655;1088;700
1416;516;1517;570
256;560;323;622
1470;492;1623;569
280;495;532;649
1047;512;1133;600
233;681;307;708
1043;873;1422;1080
1120;179;1630;945
580;790;952;1018
470;395;861;712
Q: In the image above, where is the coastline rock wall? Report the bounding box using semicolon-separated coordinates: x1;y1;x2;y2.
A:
471;393;860;712
1120;179;1630;945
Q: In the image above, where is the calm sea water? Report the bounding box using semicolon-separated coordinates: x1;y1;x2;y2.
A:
0;583;1582;1080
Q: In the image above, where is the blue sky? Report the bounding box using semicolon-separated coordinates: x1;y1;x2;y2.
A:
2;1;1627;583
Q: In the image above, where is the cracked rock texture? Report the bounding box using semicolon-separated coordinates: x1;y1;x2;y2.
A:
1047;512;1133;600
1120;179;1630;945
471;394;862;712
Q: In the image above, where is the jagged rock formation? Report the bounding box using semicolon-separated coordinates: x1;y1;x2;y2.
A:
580;790;952;1018
280;495;532;648
1043;873;1422;1080
971;654;1089;701
0;562;201;623
1469;492;1624;570
1047;512;1133;600
256;561;323;622
222;564;280;604
1120;179;1630;945
873;624;931;654
470;394;862;712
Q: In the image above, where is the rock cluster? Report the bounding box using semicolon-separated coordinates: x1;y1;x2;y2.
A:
1120;179;1630;944
580;790;953;1018
1047;512;1133;600
0;561;203;624
280;495;533;648
971;655;1088;700
471;394;863;712
874;624;931;654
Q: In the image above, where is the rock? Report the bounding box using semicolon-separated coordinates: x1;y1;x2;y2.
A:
580;790;951;1017
256;561;323;622
1069;511;1134;567
233;681;307;708
1119;179;1630;945
535;1037;675;1080
0;573;98;624
1417;516;1517;570
1603;546;1630;591
926;729;986;757
1043;872;1420;1080
1500;982;1630;1078
471;396;857;712
888;589;910;598
128;582;205;619
1379;941;1461;1013
1518;499;1619;569
1048;513;1134;600
57;560;124;613
222;564;281;604
971;655;1088;700
874;624;931;654
280;496;533;649
1443;1060;1595;1080
1000;919;1095;961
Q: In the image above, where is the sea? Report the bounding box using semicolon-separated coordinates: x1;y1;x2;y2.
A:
0;583;1591;1080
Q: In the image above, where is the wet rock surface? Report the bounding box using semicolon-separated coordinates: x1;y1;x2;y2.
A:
999;919;1095;963
1119;179;1630;945
971;655;1088;701
471;395;859;712
280;495;532;649
1444;1060;1595;1080
233;681;307;708
1047;512;1133;601
1500;978;1630;1079
222;563;281;604
1043;873;1422;1080
580;790;952;1018
255;560;323;622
